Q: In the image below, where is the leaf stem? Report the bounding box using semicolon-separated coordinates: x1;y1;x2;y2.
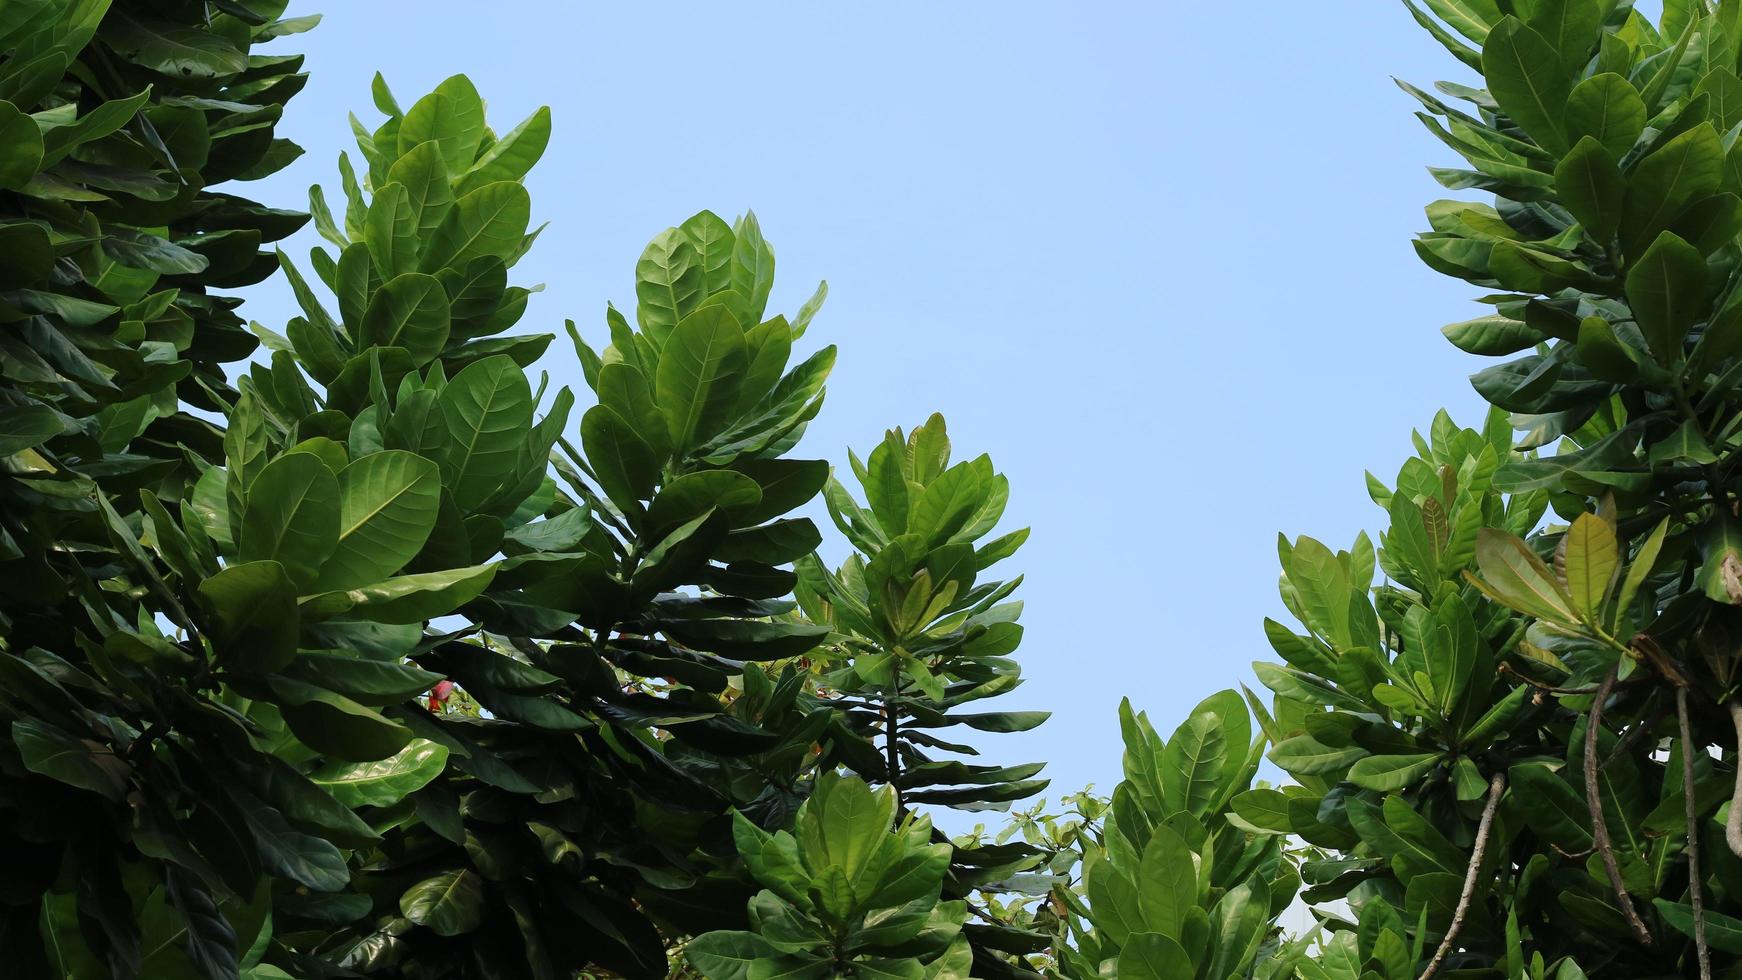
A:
1417;771;1506;980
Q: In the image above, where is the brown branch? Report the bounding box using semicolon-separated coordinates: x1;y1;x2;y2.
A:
1727;701;1742;861
1418;772;1507;980
1680;688;1712;980
1586;665;1654;949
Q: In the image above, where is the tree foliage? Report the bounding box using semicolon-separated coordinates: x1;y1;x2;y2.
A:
32;0;1742;978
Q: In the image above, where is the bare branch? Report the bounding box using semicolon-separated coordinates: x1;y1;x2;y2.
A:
1586;665;1654;948
1727;701;1742;862
1418;771;1506;980
1680;688;1711;980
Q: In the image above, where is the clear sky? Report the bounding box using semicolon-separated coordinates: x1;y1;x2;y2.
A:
243;2;1537;813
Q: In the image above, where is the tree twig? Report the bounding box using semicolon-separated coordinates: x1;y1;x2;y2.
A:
1680;688;1712;980
1418;772;1506;980
1586;665;1654;948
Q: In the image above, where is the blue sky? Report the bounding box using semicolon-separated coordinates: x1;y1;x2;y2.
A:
245;3;1514;811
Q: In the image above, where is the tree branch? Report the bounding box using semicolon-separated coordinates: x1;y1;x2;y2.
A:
1680;688;1712;980
884;694;904;816
1726;701;1742;861
1418;771;1506;980
1586;665;1654;948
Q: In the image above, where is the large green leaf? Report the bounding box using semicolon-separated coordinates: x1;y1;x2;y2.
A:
387;139;456;237
1624;230;1708;364
1564;73;1646;158
1471;528;1578;624
198;560;299;674
13;719;131;800
361;272;451;365
311;738;449;808
302;564;497;625
456;104;550;195
399;869;485;937
656;306;748;454
0;99;43;189
316;450;441;592
238;452;341;591
365;182;418;278
100;10;247;78
421;181;530;273
270;677;413;761
635;227;702;343
437;354;532;509
1554;137;1625;243
1481;17;1574;154
1117;933;1195;980
1562;512;1617;621
397;74;485;176
686;931;777;980
1620;123;1723;256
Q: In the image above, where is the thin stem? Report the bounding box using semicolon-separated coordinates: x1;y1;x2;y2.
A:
884;693;904;816
1680;688;1712;980
1417;772;1506;980
1727;701;1742;860
1586;666;1654;948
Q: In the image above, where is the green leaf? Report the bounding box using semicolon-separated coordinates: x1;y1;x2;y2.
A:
421;181;531;273
311;738;449;808
238;452;341;591
686;931;777;980
1616;517;1669;616
1563;512;1618;622
0;403;62;454
680;209;737;298
636;227;702;344
1621;124;1723;256
0;99;43;189
199;560;299;674
730;211;776;325
365;182;418;278
1422;0;1502;42
1624;231;1708;364
397;75;485;176
656;306;747;454
1564;73;1646;158
1117;933;1195;979
437;354;532;510
1655;900;1742;954
1555;137;1625;242
316;450;441;592
1506;765;1591;851
386;140;455;238
1441;315;1546;355
580;404;659;513
1135;827;1196;937
270;676;413;761
399;869;485;937
302;564;497;625
101;10;247;78
1482;17;1574;154
1471;528;1579;624
1347;753;1442;791
457;104;550;195
362;272;451;366
13;719;131;800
